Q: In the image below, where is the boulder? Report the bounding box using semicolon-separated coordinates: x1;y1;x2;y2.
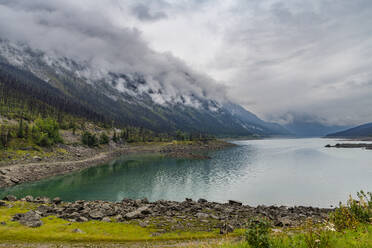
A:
89;209;105;220
3;195;17;201
53;197;62;205
77;216;89;222
102;217;111;222
0;200;8;207
33;156;42;161
13;211;43;228
220;223;234;234
25;196;34;202
37;205;53;215
228;200;242;206
125;206;151;220
196;213;209;219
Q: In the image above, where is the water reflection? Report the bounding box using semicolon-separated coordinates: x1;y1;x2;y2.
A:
2;138;372;207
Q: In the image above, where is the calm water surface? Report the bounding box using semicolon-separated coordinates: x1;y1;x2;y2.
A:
1;138;372;207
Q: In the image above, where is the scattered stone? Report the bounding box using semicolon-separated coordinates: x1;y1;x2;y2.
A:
3;196;332;233
196;213;209;219
3;195;17;201
33;156;42;161
89;209;105;220
0;200;8;207
102;217;111;222
72;228;84;233
0;222;6;225
139;221;148;227
228;200;242;206
77;216;89;222
10;178;20;184
13;211;43;228
53;197;62;205
25;195;34;202
220;223;234;234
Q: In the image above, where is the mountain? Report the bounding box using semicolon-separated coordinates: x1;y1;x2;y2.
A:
279;113;350;137
326;123;372;138
0;39;289;137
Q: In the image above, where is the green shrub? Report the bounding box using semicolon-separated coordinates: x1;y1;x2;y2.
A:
82;131;98;147
99;132;110;145
245;218;271;248
303;219;331;248
330;191;372;231
33;118;63;146
38;133;52;147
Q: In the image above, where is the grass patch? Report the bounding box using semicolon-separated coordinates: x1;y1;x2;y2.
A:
0;202;239;244
220;224;372;248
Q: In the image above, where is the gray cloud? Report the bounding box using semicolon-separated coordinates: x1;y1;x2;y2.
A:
1;0;372;126
131;3;167;21
0;0;228;107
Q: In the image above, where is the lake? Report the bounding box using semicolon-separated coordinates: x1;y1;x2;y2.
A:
1;138;372;207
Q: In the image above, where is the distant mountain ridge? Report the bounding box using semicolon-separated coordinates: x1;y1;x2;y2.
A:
326;123;372;138
0;39;290;137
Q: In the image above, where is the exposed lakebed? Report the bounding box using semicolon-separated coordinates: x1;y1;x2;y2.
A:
1;138;372;207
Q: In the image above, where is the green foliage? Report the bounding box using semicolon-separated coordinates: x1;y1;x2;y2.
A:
245;218;271;248
33;118;63;147
99;132;110;145
82;131;98;147
303;219;331;248
330;191;372;231
17;118;24;138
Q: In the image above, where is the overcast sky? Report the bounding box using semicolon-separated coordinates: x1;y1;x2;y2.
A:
1;0;372;125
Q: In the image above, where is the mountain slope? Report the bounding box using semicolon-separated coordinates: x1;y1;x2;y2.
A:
284;121;349;137
0;39;289;136
326;123;372;138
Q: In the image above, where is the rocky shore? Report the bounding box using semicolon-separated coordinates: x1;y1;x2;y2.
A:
0;140;233;189
325;143;372;150
1;195;333;234
160;141;236;159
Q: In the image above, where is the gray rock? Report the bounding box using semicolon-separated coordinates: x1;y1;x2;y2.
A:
228;200;242;206
10;178;20;184
37;205;53;215
125;206;151;220
14;211;43;228
33;156;42;161
77;216;89;222
89;209;104;219
114;215;123;222
72;228;84;233
197;198;208;204
53;197;62;205
0;222;6;225
25;195;34;202
220;223;234;234
196;213;209;219
0;200;8;207
3;195;17;201
102;217;111;222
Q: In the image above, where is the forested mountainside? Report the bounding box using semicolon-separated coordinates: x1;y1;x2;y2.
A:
0;39;289;137
326;123;372;138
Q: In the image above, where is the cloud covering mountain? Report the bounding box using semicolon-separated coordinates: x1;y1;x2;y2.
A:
0;0;227;108
1;0;372;127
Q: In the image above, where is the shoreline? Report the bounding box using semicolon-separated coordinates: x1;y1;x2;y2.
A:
1;195;333;232
0;140;234;189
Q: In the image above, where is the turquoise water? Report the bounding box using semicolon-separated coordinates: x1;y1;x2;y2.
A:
1;138;372;207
